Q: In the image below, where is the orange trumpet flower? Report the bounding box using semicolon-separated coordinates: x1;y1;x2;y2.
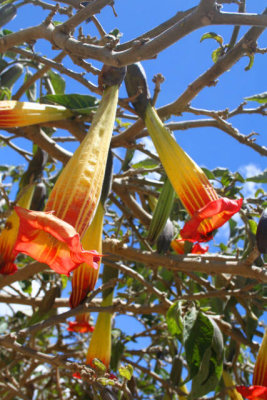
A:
125;64;242;243
0;101;73;127
144;104;243;242
13;66;125;275
0;185;35;275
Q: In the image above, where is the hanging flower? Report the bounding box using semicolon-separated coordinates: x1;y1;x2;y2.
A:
144;104;242;242
14;207;100;276
86;293;113;368
171;238;209;255
125;64;242;243
0;185;35;275
236;329;267;400
13;67;124;276
0;100;73;127
86;263;118;369
68;203;104;331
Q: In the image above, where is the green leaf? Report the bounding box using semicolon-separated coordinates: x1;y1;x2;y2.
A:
119;364;133;380
92;358;107;373
245;91;267;104
184;309;224;398
202;167;215;180
97;377;116;386
132;157;159;170
166;301;183;341
200;32;224;46
47;70;65;94
41;93;99;114
212;167;229;177
246;169;267;183
248;219;257;235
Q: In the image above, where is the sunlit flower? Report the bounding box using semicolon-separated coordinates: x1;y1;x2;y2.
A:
14;83;119;276
144;104;242;242
171;238;209;255
0;101;73;127
0;185;35;275
236;329;267;400
86;293;113;368
14;207;100;276
69;203;104;331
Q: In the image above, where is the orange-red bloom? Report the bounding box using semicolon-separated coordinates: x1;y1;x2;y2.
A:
236;329;267;400
0;101;73;127
171;238;209;255
13;85;119;275
144;104;242;242
68;314;95;333
14;207;100;276
0;185;35;275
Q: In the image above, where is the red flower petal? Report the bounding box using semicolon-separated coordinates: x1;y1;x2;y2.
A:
180;197;243;242
236;385;267;400
73;372;82;379
192;242;209;254
68;321;95;333
14;207;100;276
171;238;208;255
0;261;17;275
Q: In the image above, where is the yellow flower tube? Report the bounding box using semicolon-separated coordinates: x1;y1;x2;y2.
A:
0;101;73;127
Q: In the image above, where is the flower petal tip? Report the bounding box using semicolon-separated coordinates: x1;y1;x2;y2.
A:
68;321;95;333
180;197;243;242
14;206;101;276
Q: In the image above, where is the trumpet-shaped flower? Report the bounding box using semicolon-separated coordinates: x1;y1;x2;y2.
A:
14;82;120;276
144;104;242;242
0;101;73;127
86;264;118;368
86;293;113;368
236;329;267;400
0;185;35;275
69;203;104;331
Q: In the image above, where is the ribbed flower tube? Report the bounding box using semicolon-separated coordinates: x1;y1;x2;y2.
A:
0;101;73;127
68;203;104;332
86;292;113;368
144;103;242;242
14;83;119;275
0;185;35;275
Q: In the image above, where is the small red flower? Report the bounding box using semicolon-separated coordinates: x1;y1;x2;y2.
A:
68;321;95;333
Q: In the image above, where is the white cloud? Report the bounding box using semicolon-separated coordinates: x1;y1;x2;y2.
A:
238;163;263;198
